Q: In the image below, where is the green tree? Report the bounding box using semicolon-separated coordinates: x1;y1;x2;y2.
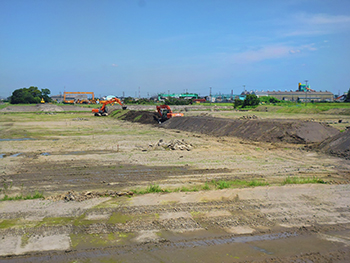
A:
243;94;259;108
123;97;134;104
10;86;51;104
41;88;52;102
233;98;243;108
259;96;280;104
345;88;350;102
164;97;191;105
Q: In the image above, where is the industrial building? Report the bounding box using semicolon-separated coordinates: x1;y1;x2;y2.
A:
261;91;334;102
158;93;198;101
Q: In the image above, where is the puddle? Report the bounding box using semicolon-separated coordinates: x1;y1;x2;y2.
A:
170;232;297;249
67;179;89;183
64;150;113;155
65;151;86;155
3;231;349;262
63;150;121;156
9;153;22;157
40;152;50;156
0;154;5;159
0;138;35;141
250;245;273;255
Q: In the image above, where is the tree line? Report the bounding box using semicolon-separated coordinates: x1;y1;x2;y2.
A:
10;86;52;104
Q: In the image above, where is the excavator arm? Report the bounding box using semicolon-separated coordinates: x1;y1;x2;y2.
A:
92;97;126;116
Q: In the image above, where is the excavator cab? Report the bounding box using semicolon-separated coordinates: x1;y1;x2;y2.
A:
156;105;183;123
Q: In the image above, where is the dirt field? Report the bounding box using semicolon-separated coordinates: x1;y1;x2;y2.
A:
1;104;350;262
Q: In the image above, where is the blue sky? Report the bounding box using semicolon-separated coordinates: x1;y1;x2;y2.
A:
1;0;350;98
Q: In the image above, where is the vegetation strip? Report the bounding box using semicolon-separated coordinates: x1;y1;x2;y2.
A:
131;177;326;195
0;191;44;201
0;177;327;202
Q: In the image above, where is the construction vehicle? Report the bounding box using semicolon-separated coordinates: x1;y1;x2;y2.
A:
156;105;184;123
92;97;127;116
63;92;95;104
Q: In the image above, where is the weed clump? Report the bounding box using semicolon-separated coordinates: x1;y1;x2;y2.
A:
132;184;169;195
282;176;326;185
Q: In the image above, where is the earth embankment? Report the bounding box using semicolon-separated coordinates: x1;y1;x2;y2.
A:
316;129;350;159
111;109;159;125
161;116;339;144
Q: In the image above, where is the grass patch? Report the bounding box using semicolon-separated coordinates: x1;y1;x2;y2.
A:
1;191;44;201
110;109;129;118
36;217;74;227
282;176;326;185
70;233;126;249
132;184;170;195
0;103;9;110
133;115;142;121
217;180;231;189
174;186;199;192
128;176;327;197
72;214;102;226
108;212;134;224
202;182;211;190
213;179;269;189
0;219;20;229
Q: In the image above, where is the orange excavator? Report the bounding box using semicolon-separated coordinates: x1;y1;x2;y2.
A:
156;105;184;123
92;97;127;116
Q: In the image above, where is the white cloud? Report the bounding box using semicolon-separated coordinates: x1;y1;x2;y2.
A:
305;14;350;25
229;43;314;64
289;49;300;54
284;13;350;37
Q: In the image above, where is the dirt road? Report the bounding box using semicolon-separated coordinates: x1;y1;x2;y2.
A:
1;185;350;262
1;104;350;262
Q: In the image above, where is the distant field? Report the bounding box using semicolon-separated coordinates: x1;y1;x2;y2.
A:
2;101;350;114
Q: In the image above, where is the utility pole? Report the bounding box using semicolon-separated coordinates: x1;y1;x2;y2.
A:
305;80;308;106
210;87;212;105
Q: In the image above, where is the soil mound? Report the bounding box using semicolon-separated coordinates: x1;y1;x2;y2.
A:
161;116;339;144
114;110;159;125
36;104;64;112
316;129;350;159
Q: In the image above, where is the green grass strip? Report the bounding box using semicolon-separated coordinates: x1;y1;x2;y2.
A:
130;177;326;196
282;176;326;185
1;191;44;201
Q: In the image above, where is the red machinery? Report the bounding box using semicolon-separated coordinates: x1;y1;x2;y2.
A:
156;105;184;123
92;97;127;116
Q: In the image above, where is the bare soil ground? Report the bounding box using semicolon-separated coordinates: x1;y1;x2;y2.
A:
1;104;350;262
316;129;350;159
